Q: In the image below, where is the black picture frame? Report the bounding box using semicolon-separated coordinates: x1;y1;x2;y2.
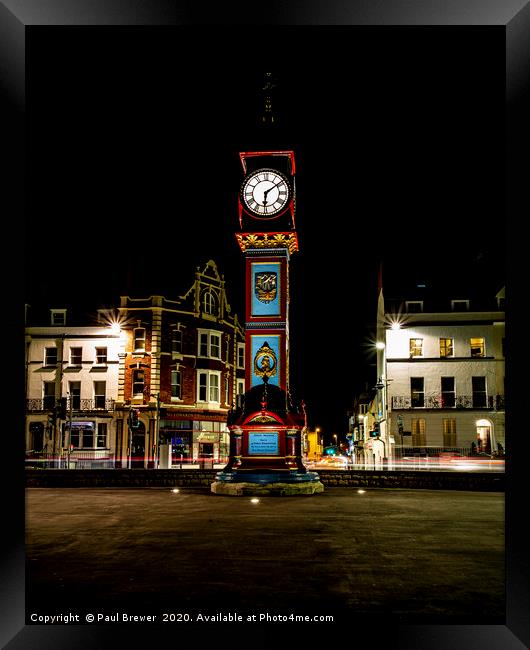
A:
3;2;528;648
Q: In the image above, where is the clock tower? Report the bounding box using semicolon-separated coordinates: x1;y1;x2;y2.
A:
211;150;323;496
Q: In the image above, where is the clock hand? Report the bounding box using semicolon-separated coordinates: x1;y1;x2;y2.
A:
263;180;282;203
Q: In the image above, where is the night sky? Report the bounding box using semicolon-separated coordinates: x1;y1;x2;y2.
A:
25;26;505;440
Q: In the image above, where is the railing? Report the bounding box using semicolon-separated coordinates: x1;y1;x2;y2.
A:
393;446;471;459
25;450;115;469
391;395;505;410
26;398;115;412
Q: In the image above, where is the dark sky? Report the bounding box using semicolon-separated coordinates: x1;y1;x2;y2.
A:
26;26;505;440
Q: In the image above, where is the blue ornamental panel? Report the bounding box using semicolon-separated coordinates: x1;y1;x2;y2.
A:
250;335;280;387
251;262;281;317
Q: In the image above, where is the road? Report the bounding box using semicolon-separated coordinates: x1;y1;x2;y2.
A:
26;487;504;626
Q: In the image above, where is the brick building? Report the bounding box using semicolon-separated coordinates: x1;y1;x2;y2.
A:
114;260;245;468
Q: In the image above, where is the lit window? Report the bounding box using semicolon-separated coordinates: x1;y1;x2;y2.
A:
70;347;82;366
171;369;182;399
470;338;485;357
439;338;453;358
134;327;146;352
443;419;456;447
95;347;107;364
411;418;426;446
409;339;423;357
44;347;58;366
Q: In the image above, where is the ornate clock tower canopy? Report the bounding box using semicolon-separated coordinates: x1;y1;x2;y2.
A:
211;146;323;495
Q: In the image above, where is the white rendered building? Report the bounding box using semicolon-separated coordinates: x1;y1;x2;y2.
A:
383;290;505;455
25;309;122;467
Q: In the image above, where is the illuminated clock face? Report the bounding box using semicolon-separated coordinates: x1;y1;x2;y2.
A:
240;168;290;218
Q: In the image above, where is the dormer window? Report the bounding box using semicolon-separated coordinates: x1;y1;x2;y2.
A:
405;301;423;313
451;300;469;311
50;309;66;326
202;291;217;316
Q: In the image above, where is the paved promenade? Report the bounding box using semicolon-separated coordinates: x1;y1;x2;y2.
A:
25;486;504;627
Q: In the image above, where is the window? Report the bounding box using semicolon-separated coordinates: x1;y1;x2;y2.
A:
237;379;245;395
210;334;221;359
44;347;58;366
225;375;230;405
132;369;145;397
43;381;55;410
237;343;245;369
199;332;208;357
66;423;106;449
451;300;469;311
171;329;182;354
197;330;222;359
470;338;485;357
441;377;455;408
472;376;487;407
409;339;423;357
406;301;423;313
70;347;82;366
97;423;108;448
171;369;182;399
94;381;106;409
134;327;146;352
202;291;217;315
68;381;81;410
95;347;107;364
439;338;454;358
411;418;426;446
51;310;66;325
443;419;457;447
83;426;94;448
410;377;425;407
197;371;221;403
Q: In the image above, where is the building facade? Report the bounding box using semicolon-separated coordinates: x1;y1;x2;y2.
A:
25;309;121;467
384;289;505;456
114;260;245;468
25;260;246;469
